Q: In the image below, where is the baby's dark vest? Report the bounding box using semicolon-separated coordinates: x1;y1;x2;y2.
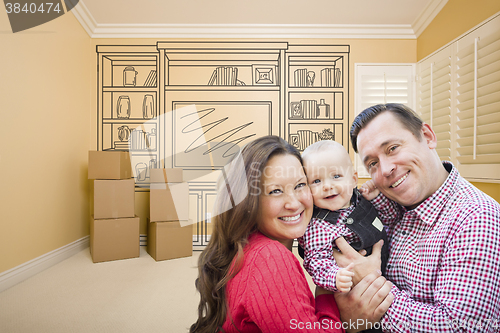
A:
299;189;389;275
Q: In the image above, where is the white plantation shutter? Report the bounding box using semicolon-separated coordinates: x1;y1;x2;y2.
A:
358;67;415;110
416;13;500;182
354;64;415;177
417;46;453;162
454;14;500;181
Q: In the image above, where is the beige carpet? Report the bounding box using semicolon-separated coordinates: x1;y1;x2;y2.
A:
0;248;201;333
0;245;313;333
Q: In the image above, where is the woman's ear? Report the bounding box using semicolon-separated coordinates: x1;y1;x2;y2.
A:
421;123;438;149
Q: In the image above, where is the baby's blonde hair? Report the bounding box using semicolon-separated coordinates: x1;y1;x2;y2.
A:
302;140;346;159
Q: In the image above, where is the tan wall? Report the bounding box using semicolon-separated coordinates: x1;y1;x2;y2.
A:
472;182;500;202
0;13;91;273
417;0;500;61
417;0;500;203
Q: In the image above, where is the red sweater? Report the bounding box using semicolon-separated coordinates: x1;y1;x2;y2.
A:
222;232;344;332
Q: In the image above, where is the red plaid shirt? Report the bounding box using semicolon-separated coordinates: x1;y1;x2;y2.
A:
373;162;500;332
298;198;363;292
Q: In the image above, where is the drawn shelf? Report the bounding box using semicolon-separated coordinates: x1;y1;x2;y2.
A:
288;87;342;93
285;45;349;151
159;42;286;88
288;56;345;88
288;123;344;151
164;85;280;91
102;90;157;116
97;46;160;186
103;87;157;93
288;92;344;120
166;64;280;87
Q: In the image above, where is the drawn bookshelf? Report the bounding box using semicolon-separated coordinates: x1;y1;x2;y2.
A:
97;45;160;186
96;42;350;248
285;45;350;151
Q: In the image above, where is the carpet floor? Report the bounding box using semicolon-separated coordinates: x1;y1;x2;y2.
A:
0;245;313;333
0;248;201;333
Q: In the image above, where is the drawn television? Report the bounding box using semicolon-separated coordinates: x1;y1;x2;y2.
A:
171;102;273;170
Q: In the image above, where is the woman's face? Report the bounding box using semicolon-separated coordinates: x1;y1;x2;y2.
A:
256;154;313;247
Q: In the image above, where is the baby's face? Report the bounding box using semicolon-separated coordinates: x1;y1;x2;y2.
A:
304;149;357;212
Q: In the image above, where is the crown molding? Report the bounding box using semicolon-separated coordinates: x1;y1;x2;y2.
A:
87;23;416;39
72;0;460;40
412;0;449;38
71;2;417;39
70;0;98;37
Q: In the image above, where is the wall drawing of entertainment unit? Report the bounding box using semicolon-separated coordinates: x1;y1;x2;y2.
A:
97;42;350;248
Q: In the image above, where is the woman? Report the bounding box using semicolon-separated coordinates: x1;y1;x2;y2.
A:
190;136;389;332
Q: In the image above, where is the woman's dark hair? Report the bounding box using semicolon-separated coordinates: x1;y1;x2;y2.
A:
350;103;424;153
190;135;302;333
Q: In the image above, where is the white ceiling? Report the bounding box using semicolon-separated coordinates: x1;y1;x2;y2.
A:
72;0;448;38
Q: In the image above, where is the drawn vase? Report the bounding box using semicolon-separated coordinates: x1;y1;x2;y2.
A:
149;158;157;175
131;129;147;150
143;95;155;119
317;99;330;119
147;128;157;150
135;162;147;181
123;67;138;86
117;125;131;141
117;96;131;119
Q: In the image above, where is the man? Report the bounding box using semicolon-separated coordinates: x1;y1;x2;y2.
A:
333;103;500;332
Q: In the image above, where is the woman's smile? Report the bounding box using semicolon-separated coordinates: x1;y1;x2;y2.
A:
257;154;313;245
279;211;303;224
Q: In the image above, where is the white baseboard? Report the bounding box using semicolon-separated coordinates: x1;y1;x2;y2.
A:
0;236;89;293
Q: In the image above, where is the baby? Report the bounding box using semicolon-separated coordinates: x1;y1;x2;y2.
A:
298;140;389;293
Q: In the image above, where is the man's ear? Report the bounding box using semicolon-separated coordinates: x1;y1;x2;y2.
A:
421;123;437;149
352;171;358;188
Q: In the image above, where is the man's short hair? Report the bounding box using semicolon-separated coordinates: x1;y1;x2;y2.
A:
350;103;424;153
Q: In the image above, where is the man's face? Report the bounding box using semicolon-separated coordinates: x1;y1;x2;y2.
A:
356;112;439;209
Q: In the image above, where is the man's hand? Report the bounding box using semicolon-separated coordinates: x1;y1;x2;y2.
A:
334;271;394;333
332;237;383;285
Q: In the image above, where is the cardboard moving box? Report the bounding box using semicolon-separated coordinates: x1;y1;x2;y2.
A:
150;182;189;222
94;179;135;219
150;168;184;183
88;151;132;180
147;220;192;261
90;216;140;263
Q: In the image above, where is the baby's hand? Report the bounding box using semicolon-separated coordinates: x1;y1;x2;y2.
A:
336;263;355;293
359;180;380;201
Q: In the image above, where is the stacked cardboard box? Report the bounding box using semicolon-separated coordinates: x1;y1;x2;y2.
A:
148;168;192;261
88;151;140;263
